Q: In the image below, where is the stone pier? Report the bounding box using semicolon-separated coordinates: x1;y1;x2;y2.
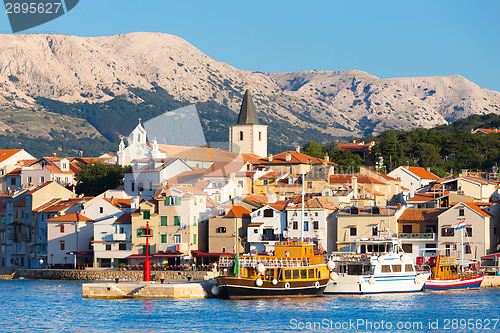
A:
82;281;216;299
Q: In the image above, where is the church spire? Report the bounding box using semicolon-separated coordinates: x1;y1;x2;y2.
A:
236;88;259;125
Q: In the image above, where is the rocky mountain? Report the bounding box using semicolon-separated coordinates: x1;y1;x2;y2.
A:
0;32;499;156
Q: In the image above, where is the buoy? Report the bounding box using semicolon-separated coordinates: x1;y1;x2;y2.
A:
255;278;263;287
272;279;278;285
330;272;338;280
211;285;220;296
369;276;376;285
327;260;335;270
414;274;423;284
360;254;367;260
256;263;266;274
285;282;290;289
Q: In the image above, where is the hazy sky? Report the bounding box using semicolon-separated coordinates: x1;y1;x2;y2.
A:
1;0;499;92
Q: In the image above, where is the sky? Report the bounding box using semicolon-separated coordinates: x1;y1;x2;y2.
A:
1;0;499;92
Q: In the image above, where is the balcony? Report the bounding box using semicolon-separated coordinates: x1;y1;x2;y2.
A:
155;243;188;252
112;233;127;241
398;232;436;241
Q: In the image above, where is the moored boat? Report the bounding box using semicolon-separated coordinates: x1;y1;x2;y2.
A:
423;256;484;290
324;238;430;294
213;242;331;299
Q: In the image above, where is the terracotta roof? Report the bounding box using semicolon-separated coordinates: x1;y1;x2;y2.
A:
260;171;283;179
203;160;248;178
157;144;239;163
405;166;440;180
337;142;373;152
329;174;385;185
114;213;132;224
46;212;92;222
268;201;288;211
291;197;341;210
475;128;500;134
241;153;262;164
193;180;210;190
165;170;206;186
0;149;23;164
461;202;491;217
13;198;26;207
407;193;439;202
398;208;446;222
5;168;21;176
25;181;56;194
226;205;251;218
248;223;264;227
205;197;218;208
38;198;89;213
255;151;332;165
242;195;268;207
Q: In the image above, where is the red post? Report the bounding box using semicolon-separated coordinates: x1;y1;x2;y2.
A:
143;221;151;281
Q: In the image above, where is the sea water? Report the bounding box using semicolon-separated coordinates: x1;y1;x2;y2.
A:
0;279;499;332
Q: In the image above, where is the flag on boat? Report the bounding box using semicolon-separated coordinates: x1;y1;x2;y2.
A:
454;220;465;230
233;251;239;277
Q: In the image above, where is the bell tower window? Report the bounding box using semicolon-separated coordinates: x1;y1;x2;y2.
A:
239;131;243;141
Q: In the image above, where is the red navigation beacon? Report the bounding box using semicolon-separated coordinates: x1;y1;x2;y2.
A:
143;221;151;281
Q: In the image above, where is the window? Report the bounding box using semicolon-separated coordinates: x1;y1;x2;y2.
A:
307;182;312;189
131;182;135;192
405;264;414;272
293;221;298;230
60;241;65;251
441;227;454;237
64;177;69;183
10;178;16;186
27;176;32;183
40;176;45;183
25;212;29;221
350;227;357;237
193;234;197;245
304;221;309;232
263;179;269;185
372;226;378;237
142;211;150;220
105;244;112;251
264;209;273;218
174;216;181;226
238;180;244;188
315;212;318;217
165;196;181;206
304;212;308;217
381;265;391;273
402;225;412;233
459;208;465;216
161;216;168;226
174;234;181;243
99;207;104;214
216;227;226;233
239;131;243;141
259;132;262;141
284;270;291;280
390;264;402;273
60;225;65;233
465;244;472;254
119;243;126;251
193;216;197;226
138;183;144;192
253;229;259;234
313;221;319;230
149;182;153;191
465;227;472;237
161;234;168;243
402;244;413;253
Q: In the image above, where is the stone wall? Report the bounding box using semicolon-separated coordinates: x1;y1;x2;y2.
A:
13;269;213;281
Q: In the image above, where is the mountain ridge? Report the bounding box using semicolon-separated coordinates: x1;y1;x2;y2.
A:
0;32;499;156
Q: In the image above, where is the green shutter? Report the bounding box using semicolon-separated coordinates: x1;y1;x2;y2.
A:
193;216;197;226
1;217;5;224
161;234;168;243
142;211;150;220
174;216;181;226
161;216;168;226
193;234;197;244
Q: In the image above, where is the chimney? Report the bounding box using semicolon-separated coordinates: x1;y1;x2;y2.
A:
268;154;273;162
351;175;358;199
397;203;401;210
324;154;329;163
286;153;291;162
295;146;301;153
52;153;57;158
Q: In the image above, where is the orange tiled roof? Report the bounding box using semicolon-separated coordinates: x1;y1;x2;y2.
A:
114;213;132;224
46;212;92;222
0;149;23;164
248;222;264;226
255;151;332;165
407;193;438;202
406;166;440;180
461;202;491;217
226;205;251;218
5;168;21;176
398;208;445;222
329;174;385;185
337;142;373;152
291;197;341;210
268;201;288;211
476;128;500;134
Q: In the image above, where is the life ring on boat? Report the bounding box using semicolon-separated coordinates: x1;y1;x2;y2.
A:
285;282;291;290
314;281;320;289
360;254;367;260
342;255;348;261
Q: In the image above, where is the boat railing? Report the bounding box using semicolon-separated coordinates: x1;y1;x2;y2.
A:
218;256;310;268
329;252;372;262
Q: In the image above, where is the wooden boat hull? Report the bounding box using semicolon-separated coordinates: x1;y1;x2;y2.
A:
424;273;485;290
216;277;330;299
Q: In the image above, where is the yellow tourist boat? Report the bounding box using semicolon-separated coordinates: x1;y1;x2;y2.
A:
213;242;332;299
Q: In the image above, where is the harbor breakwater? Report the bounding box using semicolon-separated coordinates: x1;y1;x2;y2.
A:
12;269;214;281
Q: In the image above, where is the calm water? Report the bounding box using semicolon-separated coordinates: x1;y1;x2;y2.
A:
0;279;499;332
